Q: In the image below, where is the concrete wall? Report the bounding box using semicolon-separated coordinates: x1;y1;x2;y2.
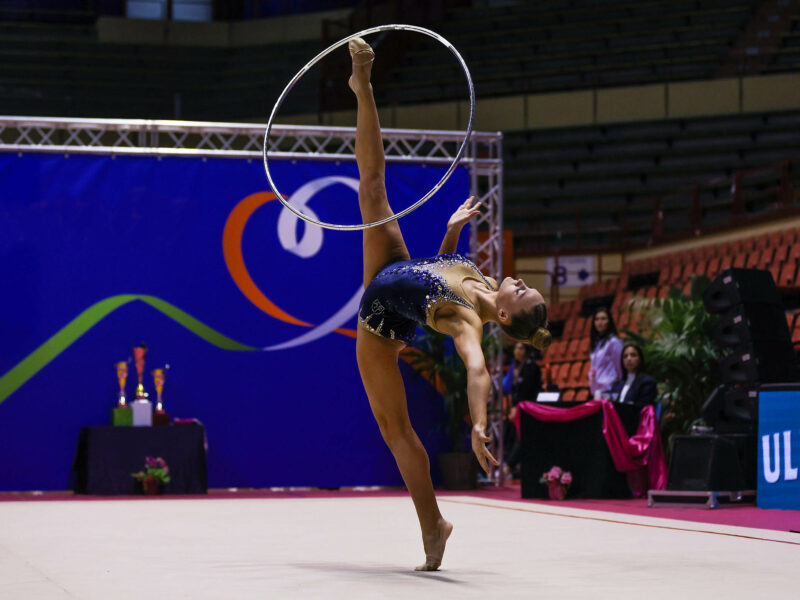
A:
301;72;800;131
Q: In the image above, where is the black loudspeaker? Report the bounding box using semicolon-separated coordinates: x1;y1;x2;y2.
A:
704;268;796;384
717;340;797;383
712;303;791;346
702;268;782;314
667;435;746;491
701;384;758;433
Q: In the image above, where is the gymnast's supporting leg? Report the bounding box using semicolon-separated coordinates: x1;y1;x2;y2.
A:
350;37;452;571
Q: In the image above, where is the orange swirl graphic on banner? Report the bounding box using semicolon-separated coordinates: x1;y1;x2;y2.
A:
222;191;356;338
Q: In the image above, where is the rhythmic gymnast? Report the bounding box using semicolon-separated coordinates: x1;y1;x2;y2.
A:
349;37;551;571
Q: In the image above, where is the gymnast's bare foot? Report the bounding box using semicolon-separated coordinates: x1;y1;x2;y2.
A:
348;37;375;95
415;518;453;571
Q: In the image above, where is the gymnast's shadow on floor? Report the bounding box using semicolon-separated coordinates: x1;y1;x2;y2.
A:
289;561;494;585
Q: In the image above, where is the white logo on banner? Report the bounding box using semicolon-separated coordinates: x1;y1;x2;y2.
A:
545;255;595;288
264;176;364;351
762;430;799;483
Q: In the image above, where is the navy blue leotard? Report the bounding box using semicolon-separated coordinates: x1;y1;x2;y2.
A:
358;253;494;343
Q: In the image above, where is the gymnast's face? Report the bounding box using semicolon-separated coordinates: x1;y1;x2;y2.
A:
496;277;544;322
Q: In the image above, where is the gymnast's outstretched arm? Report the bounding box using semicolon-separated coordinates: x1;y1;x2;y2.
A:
438;196;482;255
435;313;499;474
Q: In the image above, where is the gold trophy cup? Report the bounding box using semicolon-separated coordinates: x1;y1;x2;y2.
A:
133;344;148;400
115;361;128;407
152;368;165;413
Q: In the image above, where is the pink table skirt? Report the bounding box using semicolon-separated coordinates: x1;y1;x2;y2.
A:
514;399;667;498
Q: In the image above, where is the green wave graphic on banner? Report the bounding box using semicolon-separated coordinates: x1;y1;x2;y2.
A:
0;295;257;405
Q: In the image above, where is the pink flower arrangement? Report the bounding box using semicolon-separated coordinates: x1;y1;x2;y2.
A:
539;465;572;500
132;456;171;484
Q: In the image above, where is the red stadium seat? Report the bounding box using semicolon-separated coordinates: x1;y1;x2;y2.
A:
717;241;734;258
580;316;593;338
564;338;580;361
562;318;575;339
575;388;590;402
706;257;721;279
578;361;591;387
669;264;683;283
774;244;789;263
786;312;796;332
700;244;717;260
757;248;775;269
779;263;797;287
577;336;590;359
733;253;747;268
562;389;576;402
567;361;584;387
720;255;733;270
769;263;782;285
754;233;771;250
555;363;571;388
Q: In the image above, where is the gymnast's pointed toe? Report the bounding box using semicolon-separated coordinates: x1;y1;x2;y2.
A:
348;37;375;64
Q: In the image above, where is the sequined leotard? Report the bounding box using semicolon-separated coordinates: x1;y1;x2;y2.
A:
358;253;496;343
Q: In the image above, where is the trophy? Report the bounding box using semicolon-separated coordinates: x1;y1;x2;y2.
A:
131;343;153;426
112;360;133;426
115;361;128;407
152;368;165;412
151;365;171;426
133;343;149;400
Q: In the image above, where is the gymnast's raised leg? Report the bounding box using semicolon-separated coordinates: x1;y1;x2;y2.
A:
349;37;452;571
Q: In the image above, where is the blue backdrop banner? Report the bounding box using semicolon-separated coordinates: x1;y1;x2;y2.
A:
0;152;470;491
757;387;800;509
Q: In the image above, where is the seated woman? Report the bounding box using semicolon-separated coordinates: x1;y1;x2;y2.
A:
608;343;657;406
348;37;550;571
588;307;623;399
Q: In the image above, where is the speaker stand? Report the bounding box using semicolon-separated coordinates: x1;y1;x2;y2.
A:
647;489;756;509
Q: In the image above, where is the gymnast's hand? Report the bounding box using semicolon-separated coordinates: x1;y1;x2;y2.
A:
471;425;499;475
447;196;482;231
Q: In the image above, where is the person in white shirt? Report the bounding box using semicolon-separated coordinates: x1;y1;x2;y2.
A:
588;307;623;399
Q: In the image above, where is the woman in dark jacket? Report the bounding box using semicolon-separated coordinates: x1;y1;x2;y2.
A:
608;343;657;407
503;342;542;478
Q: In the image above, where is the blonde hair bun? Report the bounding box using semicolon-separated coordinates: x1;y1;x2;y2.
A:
530;327;552;350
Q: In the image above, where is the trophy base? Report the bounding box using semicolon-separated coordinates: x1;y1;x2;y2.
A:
153;411;170;426
132;399;153;426
112;406;133;427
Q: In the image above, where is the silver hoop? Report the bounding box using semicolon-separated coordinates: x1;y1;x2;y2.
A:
263;24;475;231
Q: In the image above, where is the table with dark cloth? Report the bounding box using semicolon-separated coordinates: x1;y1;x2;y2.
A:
520;401;643;499
72;425;207;495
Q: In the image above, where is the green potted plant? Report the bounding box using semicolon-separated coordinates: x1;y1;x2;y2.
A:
407;326;497;489
132;456;171;495
623;275;722;453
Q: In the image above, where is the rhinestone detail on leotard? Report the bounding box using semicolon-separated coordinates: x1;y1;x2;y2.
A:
358;254;493;342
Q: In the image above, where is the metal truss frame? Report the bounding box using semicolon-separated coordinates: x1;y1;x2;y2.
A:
0;116;507;485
